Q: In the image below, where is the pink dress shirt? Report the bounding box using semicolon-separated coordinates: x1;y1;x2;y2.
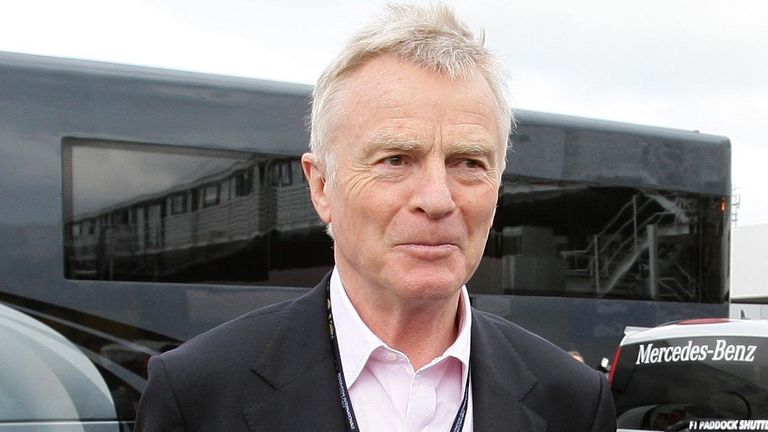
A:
330;268;473;432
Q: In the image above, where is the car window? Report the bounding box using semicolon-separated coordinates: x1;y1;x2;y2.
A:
612;335;768;431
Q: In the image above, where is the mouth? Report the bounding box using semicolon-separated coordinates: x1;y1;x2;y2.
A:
394;242;459;260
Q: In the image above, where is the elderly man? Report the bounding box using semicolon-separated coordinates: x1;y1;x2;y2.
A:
136;4;616;431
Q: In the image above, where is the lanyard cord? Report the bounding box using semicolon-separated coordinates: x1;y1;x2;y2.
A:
326;281;470;432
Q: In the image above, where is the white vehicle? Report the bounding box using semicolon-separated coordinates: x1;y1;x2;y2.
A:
611;319;768;432
0;302;125;431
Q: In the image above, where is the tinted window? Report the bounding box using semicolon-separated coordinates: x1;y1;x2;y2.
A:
612;336;768;430
62;138;727;301
62;138;333;286
469;178;727;302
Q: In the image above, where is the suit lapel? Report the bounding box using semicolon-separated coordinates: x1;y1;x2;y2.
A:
243;275;346;431
240;278;547;431
471;311;547;432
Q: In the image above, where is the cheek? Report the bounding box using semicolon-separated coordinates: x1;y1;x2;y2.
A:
335;160;388;199
329;174;399;228
463;189;498;229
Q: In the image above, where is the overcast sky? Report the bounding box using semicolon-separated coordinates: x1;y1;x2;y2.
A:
2;0;766;226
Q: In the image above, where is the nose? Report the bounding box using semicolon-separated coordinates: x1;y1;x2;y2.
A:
409;160;457;219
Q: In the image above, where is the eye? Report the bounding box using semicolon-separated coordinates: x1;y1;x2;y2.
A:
461;158;485;169
382;155;405;166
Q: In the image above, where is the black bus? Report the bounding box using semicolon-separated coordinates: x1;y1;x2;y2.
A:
0;51;731;427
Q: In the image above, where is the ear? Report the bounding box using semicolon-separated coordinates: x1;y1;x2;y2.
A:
301;153;332;224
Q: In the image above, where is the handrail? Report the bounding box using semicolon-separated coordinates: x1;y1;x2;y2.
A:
599;211;675;278
596;198;655;258
561;194;654;276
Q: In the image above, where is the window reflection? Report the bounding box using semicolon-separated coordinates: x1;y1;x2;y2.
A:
470;177;727;302
63;138;332;286
63;139;726;301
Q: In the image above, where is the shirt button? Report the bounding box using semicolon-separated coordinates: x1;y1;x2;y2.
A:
386;352;398;362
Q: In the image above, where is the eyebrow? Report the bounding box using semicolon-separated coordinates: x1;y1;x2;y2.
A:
448;138;496;158
362;130;498;161
362;131;423;157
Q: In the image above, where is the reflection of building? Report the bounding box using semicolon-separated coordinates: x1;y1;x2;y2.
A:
65;155;324;282
483;183;714;301
472;181;726;302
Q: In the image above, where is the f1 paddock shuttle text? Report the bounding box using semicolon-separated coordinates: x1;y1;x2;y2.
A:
689;419;768;431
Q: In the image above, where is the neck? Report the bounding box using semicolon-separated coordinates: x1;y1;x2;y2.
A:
341;279;463;370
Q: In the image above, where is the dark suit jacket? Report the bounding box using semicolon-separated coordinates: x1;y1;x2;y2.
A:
136;274;616;431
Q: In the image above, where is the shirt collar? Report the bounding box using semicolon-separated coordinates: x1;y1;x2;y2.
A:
329;267;473;386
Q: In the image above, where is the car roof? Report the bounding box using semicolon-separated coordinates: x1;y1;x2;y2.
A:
621;319;768;345
0;301;118;421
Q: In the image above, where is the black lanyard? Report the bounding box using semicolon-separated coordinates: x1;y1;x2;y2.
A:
326;281;471;432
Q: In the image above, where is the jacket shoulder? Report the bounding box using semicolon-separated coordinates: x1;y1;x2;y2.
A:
170;296;281;351
155;281;328;388
474;309;600;385
137;282;335;431
472;309;616;431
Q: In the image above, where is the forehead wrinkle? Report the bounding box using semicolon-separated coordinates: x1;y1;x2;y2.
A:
451;105;496;121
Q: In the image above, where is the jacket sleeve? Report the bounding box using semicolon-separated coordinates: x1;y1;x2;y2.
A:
588;373;617;432
135;355;187;432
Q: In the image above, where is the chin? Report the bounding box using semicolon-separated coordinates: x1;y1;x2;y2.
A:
396;274;465;301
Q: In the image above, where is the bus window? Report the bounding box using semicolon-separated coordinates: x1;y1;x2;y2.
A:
469;179;728;303
62;138;331;285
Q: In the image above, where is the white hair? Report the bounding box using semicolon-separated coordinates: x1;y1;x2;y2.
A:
309;3;513;182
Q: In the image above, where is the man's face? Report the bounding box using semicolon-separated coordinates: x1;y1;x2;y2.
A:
305;54;502;305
